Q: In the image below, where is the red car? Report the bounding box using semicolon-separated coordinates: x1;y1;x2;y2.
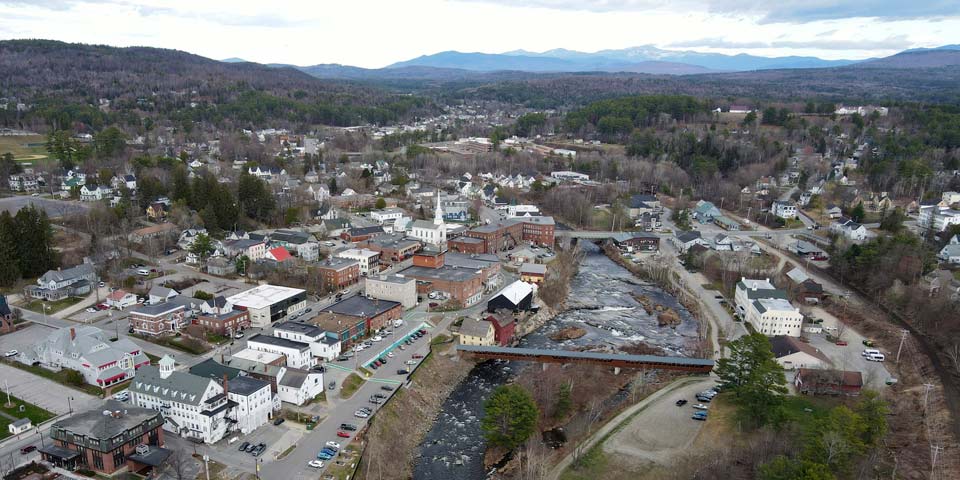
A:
412;354;424;359
836;340;848;346
20;445;36;455
336;430;351;438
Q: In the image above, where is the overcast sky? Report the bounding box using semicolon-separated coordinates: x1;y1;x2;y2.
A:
1;0;958;68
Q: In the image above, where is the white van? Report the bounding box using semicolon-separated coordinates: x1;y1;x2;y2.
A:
862;348;881;357
867;353;885;362
137;268;150;276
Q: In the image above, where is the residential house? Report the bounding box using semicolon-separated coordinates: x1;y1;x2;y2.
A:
19;326;149;388
277;368;324;406
146;201;171;221
769;336;829;370
28;263;97;300
672;231;707;253
8;173;39;192
830;217;869;242
222;239;267;261
692;200;721;223
263;246;294;265
247;334;314;369
79;184;113;202
458;318;495;346
939;238;960;265
128;224;177;244
106;289;138;309
227;376;274;434
825;205;843;218
206;257;236;276
129;356;230;444
270;230;319;261
273;321;342;361
110;174;137;191
519;263;547;284
772;201;798;219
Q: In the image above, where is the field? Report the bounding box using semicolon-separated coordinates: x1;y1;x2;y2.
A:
0;135;49;163
19;296;83;314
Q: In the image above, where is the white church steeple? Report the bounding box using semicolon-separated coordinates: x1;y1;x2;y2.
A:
434;189;444;225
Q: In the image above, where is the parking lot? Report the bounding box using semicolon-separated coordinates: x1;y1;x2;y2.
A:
800;307;892;389
0;362;100;415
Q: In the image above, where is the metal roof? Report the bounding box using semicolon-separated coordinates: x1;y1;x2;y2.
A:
456;345;715;367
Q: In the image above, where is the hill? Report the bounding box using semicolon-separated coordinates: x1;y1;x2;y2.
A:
0;40;433;127
385;50;715;74
856;49;960;69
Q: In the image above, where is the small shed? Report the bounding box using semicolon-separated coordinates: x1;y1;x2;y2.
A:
9;417;32;435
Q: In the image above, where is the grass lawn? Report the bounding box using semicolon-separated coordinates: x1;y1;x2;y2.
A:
339;373;365;399
133;334;211;355
323;444;361;480
430;333;451;345
0;135;48;162
19;296;83;314
1;392;56;425
205;332;229;345
0;418;10;440
1;359;102;396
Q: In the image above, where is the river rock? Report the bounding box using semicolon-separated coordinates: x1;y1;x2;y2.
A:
549;326;587;341
657;308;681;327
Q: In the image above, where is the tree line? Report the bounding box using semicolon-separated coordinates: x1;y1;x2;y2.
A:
0;205;59;287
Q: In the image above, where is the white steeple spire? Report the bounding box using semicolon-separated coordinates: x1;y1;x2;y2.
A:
434;189;444;225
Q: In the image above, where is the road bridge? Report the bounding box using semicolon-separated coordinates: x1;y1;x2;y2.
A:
456;345;714;373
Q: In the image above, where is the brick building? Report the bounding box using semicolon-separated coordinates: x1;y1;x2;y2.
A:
197;309;250;336
457;217;555;254
356;234;421;263
412;250;445;268
448;236;485;254
340;226;384;242
316;257;360;291
41;401;167;476
129;303;186;336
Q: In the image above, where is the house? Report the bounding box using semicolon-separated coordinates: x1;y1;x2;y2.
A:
628;194;660;218
19;326;149;388
177;228;208;250
519;263;547;284
146;201;171;221
269;230;319;261
487;280;535;313
8;173;39;192
147;286;178;305
40;401;166;475
79;184;113;202
830;217;868;242
111;174;137;191
457;318;495;346
795;368;863;396
550;171;589;182
28;263;97;300
672;231;707;253
798;192;812;206
825;205;843;218
130;356;230;444
769;336;829;370
370;208;406;225
222;239;267;261
277;368;324;406
692;200;721;223
8;418;31;435
106;289;138;309
263;246;294;264
128;224;178;244
940;236;960;264
129;303;187;336
206;257;236;276
772;201;797;219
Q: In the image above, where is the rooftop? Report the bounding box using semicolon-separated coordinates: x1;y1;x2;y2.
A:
769;336;830;363
227;375;270;396
247;333;311;351
366;274;415;285
317;256;360;270
753;298;797;314
491;280;534;305
51;400;160;440
274;321;326;338
231;348;286;365
227;284;305;310
459;318;493;338
131;302;184;317
322;295;401;318
400;264;482;283
520;263;547;275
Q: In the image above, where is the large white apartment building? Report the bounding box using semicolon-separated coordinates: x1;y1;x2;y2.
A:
129;356;229;444
735;277;803;337
273;321;342;361
246;334;314;369
227;376;274;434
335;248;381;276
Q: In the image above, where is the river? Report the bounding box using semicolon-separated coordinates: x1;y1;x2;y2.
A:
413;243;700;479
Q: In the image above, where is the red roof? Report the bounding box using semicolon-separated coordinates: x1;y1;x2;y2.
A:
107;289;130;301
269;247;292;262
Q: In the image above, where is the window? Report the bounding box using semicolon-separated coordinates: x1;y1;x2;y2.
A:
93;451;104;470
113;448;125;467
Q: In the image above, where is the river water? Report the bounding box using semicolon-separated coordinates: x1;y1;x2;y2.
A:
413;243;700;480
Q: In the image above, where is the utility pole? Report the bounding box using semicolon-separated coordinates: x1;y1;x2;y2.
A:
930;444;943;480
4;379;11;407
923;383;935;413
896;329;909;363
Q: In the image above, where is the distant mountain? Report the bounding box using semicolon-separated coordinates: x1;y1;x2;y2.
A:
386;50;715;74
220;57;249;63
501;45;858;71
857;49;960;68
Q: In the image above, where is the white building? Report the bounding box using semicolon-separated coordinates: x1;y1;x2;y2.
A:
129;356;230;444
19;326;149;388
226;376;274;434
769;336;830;370
371;208;405;225
365;274;418;309
246;334;314;369
772;201;797;219
79;184;113;202
227;284;307;327
409;192;447;247
273;321;342;361
830;217;869;242
505;204;541;218
746;298;803;337
549;171;589;182
106;289;138;309
277;368;324;406
336;248;381;276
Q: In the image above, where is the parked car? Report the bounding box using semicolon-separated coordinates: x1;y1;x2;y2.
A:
380;385;394;392
234;332;244;339
337;355;349;362
693;404;709;410
412;354;424;359
328;381;336;390
692;412;708;421
371;335;383;342
397;368;409;375
675;399;688;407
273;417;285;426
20;445;37;455
369;397;382;404
238;441;250;452
339;423;358;431
405;360;417;365
4;350;18;357
316;452;333;461
372;393;387;399
354;411;369;418
244;443;257;453
320;447;337;456
336;430;351;438
308;460;325;468
325;441;341;450
835;340;848;346
85;307;98;313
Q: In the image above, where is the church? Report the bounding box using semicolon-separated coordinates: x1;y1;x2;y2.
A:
409;190;447;248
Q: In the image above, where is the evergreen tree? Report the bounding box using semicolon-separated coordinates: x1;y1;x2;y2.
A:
850;201;866;223
481;384;539;449
715;332;788;429
0;212;21;287
13;205;57;278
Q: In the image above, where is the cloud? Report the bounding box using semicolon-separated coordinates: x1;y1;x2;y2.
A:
457;0;960;23
667;35;914;51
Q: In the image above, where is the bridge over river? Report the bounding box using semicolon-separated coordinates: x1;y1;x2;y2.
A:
456;344;714;373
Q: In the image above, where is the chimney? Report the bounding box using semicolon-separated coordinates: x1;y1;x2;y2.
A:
70;327;76;340
222;373;229;397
